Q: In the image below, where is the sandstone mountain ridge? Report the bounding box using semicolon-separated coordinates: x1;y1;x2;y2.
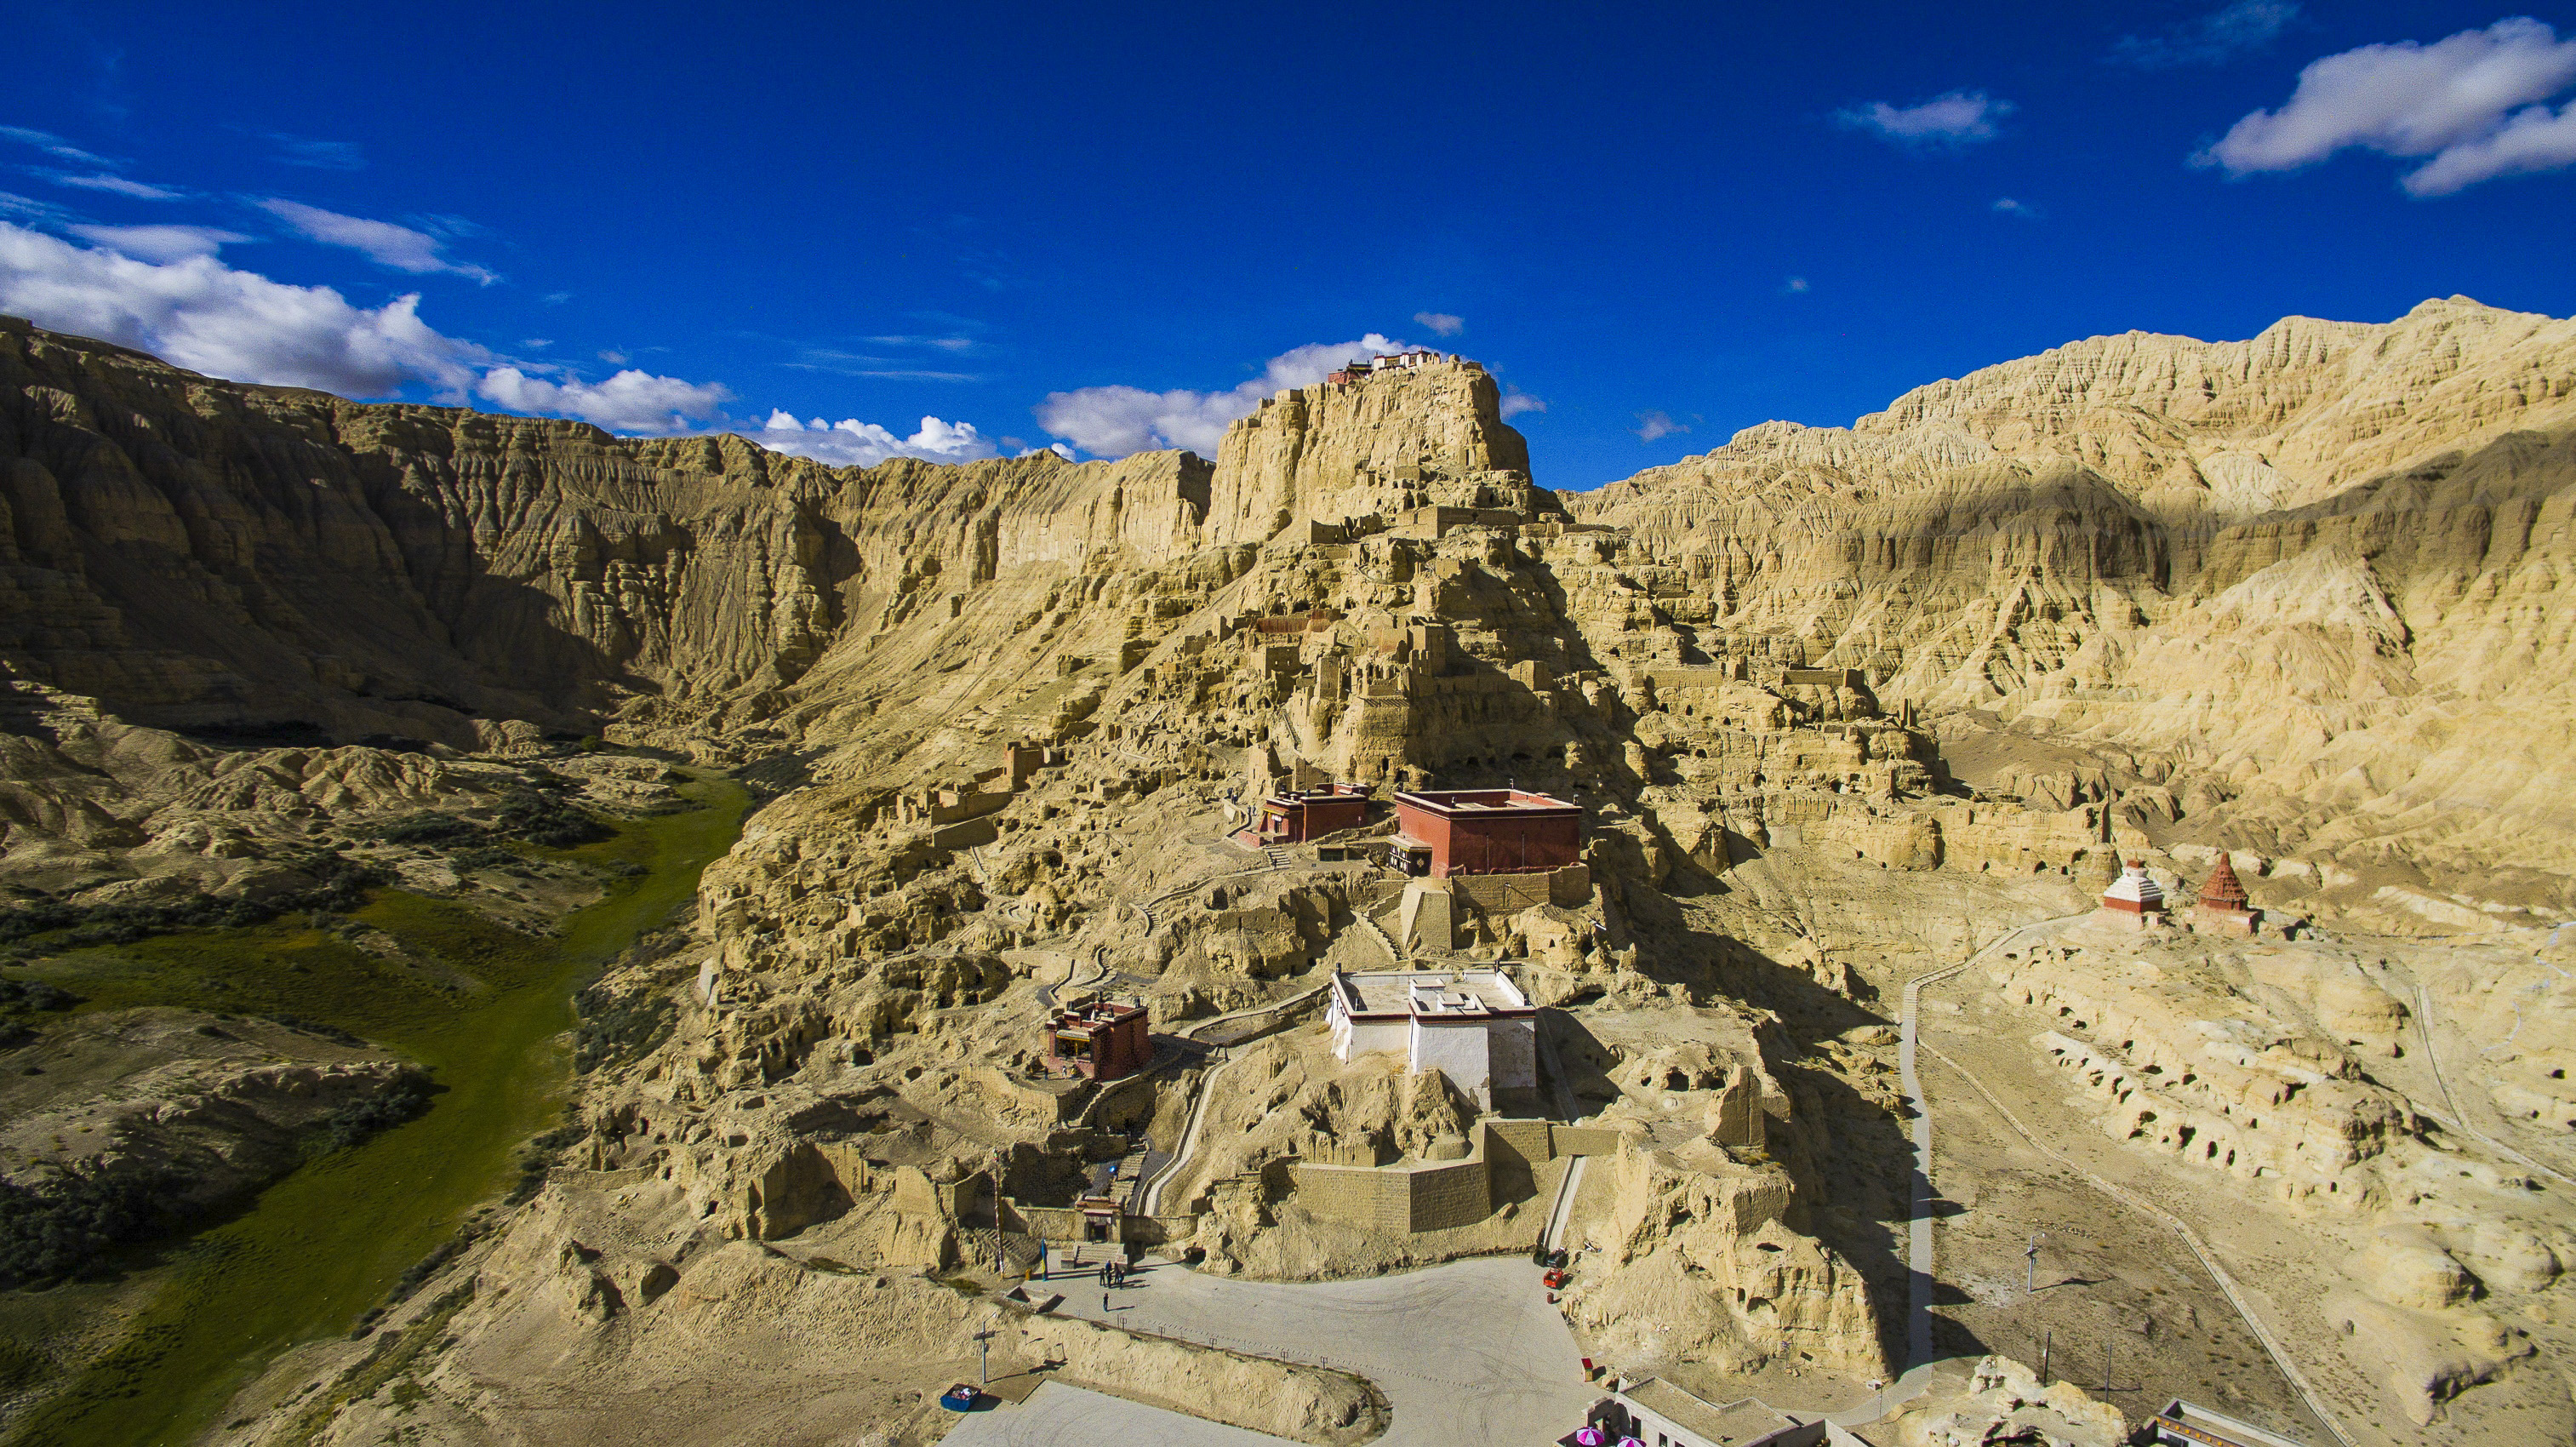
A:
1595;296;2574;518
8;300;2576;1445
8;299;2576;907
1572;295;2576;905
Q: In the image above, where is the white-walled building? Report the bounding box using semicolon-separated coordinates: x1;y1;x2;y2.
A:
1326;967;1537;1110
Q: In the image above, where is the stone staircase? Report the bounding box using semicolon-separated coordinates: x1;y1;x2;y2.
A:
961;1226;1044;1273
1265;846;1290;870
1112;1145;1154;1210
1352;910;1403;965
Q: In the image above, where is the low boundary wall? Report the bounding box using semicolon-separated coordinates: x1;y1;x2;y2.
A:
1292;1118;1632;1234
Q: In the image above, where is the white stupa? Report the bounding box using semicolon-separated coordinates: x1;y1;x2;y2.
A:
2100;859;2167;923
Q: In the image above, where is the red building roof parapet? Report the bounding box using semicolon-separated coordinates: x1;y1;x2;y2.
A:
1386;787;1582;878
1044;996;1151;1082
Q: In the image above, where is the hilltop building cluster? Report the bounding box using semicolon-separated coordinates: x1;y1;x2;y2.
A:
1325;348;1448;386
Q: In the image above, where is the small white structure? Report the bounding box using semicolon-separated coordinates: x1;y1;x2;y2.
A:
2099;858;2169;929
1326;967;1536;1110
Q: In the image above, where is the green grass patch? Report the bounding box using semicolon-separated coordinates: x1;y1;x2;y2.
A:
0;774;747;1447
0;1338;49;1396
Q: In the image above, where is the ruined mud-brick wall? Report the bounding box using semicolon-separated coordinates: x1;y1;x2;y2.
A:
1446;864;1594;915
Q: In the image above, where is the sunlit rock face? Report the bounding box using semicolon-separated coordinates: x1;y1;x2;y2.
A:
12;298;2576;1444
1572;298;2576;893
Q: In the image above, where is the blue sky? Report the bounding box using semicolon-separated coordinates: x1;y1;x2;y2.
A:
1;1;2567;489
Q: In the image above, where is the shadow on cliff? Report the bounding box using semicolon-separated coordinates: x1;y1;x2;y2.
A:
1612;870;1977;1365
0;380;646;743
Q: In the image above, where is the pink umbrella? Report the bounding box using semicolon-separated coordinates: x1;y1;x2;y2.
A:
1617;1438;1645;1447
1574;1432;1604;1447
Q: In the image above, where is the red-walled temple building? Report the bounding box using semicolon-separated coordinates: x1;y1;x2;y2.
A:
1386;788;1582;878
1256;783;1373;844
1045;998;1151;1081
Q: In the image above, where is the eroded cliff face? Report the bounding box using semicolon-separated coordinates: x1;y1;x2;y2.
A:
1571;297;2576;901
0;316;1218;755
9;300;2576;1444
1209;357;1534;546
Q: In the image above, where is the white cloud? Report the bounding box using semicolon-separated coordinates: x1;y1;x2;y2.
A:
45;172;187;200
1499;389;1545;419
2112;1;2299;67
1035;333;1410;457
259;199;499;283
1784;276;1810;294
791;347;981;381
2403;98;2576;192
1;220;1011;455
1413;311;1465;336
2197;17;2576;194
865;334;977;352
0;220;485;396
1634;410;1690;443
0;222;751;439
733;410;1002;467
66;224;251;263
260;133;366;170
1036;385;1248;457
0;191;70;224
1836;90;2013;145
476;367;729;432
1991;197;2042;218
0;126;112;166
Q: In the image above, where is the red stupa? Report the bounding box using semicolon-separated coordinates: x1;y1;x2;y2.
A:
2197;851;2259;934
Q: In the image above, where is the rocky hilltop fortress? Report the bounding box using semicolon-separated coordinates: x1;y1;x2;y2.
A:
3;300;2575;1447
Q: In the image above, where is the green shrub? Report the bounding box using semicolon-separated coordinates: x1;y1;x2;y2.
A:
374;815;487;848
0;851;389;952
311;1072;434;1153
0;979;78;1011
492;790;608;847
0;1165;191;1289
570;983;675;1073
503;1115;589;1204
